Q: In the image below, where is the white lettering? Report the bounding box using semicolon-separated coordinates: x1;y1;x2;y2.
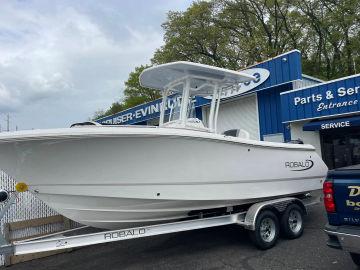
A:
294;94;323;105
150;104;159;113
317;99;358;112
135;110;142;118
337;86;360;97
294;97;301;105
337;87;346;97
321;121;351;129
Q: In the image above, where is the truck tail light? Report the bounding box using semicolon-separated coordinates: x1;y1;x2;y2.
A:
323;181;336;213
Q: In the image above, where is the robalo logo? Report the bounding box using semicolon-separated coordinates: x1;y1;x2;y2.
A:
285;160;314;171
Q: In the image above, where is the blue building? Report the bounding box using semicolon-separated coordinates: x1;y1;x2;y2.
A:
97;50;360;169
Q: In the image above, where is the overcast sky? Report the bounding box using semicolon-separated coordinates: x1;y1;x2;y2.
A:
0;0;193;131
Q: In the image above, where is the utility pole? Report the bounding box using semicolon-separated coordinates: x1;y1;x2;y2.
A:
6;113;9;132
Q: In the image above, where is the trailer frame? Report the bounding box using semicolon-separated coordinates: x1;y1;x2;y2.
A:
0;193;319;256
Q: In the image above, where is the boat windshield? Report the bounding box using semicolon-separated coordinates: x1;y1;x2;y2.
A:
160;85;209;131
167;95;196;123
139;61;256;133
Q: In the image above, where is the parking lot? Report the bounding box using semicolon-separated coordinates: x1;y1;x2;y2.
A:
5;203;356;270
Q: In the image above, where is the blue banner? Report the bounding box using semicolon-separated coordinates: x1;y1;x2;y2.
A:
281;74;360;122
97;95;210;125
303;115;360;131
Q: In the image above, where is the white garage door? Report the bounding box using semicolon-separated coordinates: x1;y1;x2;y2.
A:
202;94;260;140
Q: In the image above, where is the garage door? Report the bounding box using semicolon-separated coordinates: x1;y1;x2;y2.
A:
202;94;260;140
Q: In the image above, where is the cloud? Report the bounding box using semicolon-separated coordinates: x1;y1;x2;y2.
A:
0;0;192;129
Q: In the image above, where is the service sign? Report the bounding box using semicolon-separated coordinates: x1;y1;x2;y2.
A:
281;74;360;122
320;120;350;130
220;68;270;99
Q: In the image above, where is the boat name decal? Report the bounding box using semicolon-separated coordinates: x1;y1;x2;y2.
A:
285;159;314;171
104;228;146;240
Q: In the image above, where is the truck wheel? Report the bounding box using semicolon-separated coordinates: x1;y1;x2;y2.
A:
280;204;304;239
249;210;279;250
350;253;360;266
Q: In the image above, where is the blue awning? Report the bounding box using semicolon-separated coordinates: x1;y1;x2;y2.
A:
303;115;360;131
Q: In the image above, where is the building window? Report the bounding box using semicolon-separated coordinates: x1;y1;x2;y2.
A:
321;127;360;169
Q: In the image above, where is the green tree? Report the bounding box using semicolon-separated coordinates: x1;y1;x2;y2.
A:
96;0;360;120
123;65;161;106
152;1;241;69
295;0;360;79
152;0;305;69
152;0;360;79
93;65;161;120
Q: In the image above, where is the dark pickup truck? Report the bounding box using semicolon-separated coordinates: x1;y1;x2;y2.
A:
324;165;360;266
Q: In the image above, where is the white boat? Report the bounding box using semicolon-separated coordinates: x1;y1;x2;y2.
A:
0;62;328;229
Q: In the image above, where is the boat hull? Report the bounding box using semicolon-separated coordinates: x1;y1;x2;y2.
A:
0;127;328;229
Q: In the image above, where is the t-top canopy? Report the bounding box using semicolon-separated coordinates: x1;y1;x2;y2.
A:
139;61;256;95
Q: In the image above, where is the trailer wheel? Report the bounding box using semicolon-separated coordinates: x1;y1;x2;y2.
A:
280;204;304;239
350;253;360;266
249;210;279;250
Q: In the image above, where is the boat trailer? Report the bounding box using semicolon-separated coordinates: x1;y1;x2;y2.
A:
0;190;319;255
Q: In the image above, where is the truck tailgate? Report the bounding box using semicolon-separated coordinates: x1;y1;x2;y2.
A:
329;167;360;226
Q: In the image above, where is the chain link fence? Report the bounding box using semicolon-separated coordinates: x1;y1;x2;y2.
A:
0;171;69;265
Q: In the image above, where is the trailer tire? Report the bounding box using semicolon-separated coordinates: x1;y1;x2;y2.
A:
249;210;279;250
350;253;360;266
280;204;304;239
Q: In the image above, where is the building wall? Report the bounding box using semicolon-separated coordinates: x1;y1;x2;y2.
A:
290;121;322;157
245;50;302;91
203;94;260;140
257;83;293;141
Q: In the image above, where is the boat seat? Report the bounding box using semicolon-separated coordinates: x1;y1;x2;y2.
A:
162;118;207;131
223;129;250;139
187;118;205;128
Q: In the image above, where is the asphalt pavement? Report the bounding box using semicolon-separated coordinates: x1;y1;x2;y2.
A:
3;203;357;270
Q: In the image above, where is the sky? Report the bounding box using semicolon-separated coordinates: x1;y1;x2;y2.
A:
0;0;193;131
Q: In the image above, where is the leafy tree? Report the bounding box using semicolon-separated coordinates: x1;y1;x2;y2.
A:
153;0;360;79
96;0;360;119
93;65;161;120
152;0;304;69
93;102;124;120
123;65;161;105
152;1;241;69
295;0;360;79
92;109;106;120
